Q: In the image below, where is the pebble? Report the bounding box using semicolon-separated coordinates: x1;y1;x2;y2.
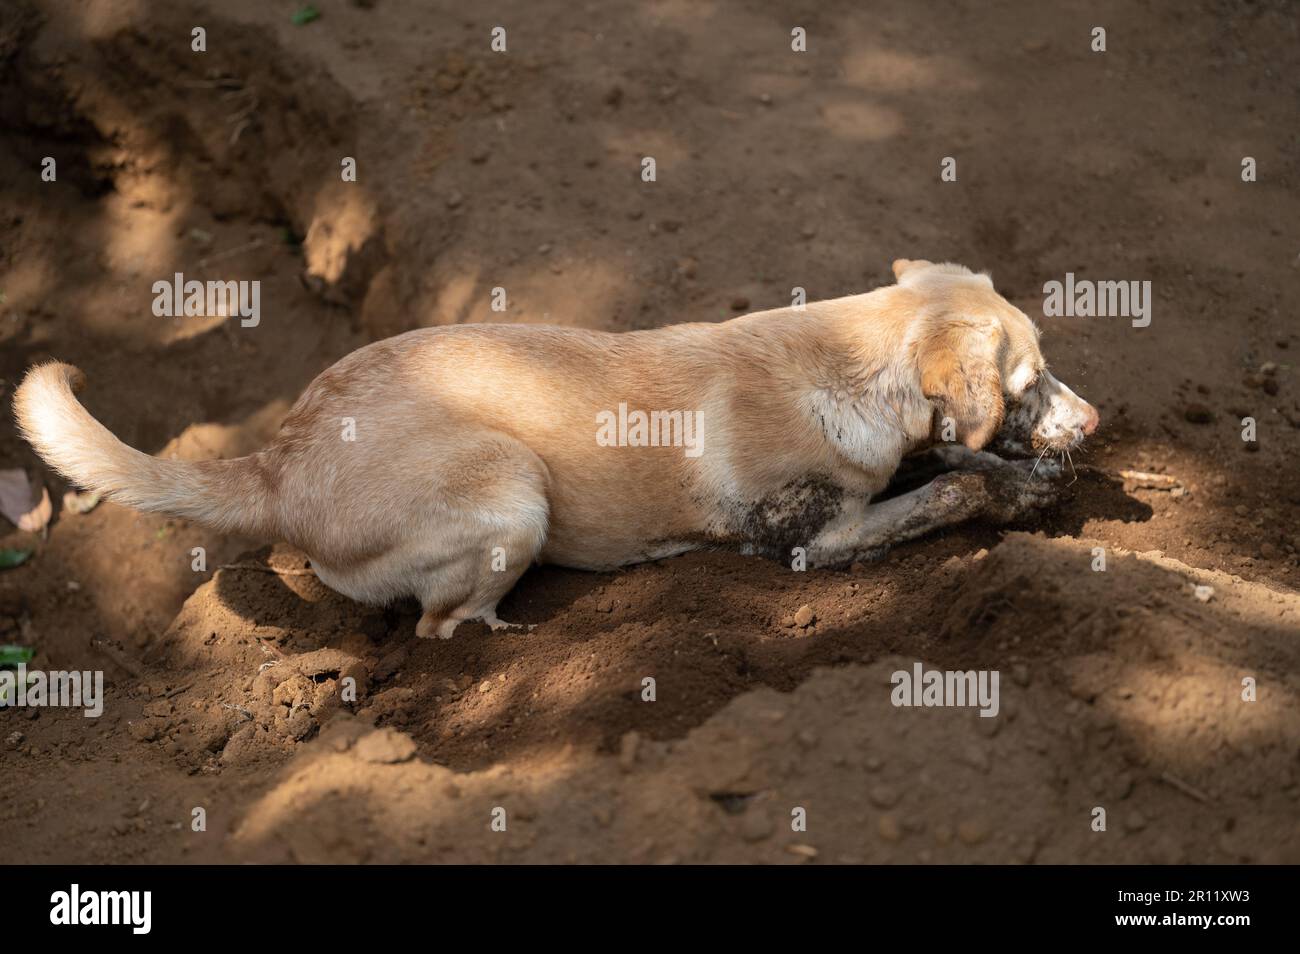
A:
960;744;991;773
618;731;640;771
1193;584;1215;603
793;604;815;628
957;819;989;845
730;296;750;311
877;814;902;841
869;784;901;808
740;811;773;842
445;191;463;209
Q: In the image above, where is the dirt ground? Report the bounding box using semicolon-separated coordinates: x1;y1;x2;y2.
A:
1;0;1298;863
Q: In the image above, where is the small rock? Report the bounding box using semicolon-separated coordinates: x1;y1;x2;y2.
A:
793;604;815;628
445;191;464;209
1193;584;1214;603
354;727;417;764
730;296;750;311
960;744;991;773
740;811;773;842
957;819;989;845
877;814;902;841
1183;403;1213;424
128;721;159;743
869;784;901;808
1260;542;1280;559
618;731;640;771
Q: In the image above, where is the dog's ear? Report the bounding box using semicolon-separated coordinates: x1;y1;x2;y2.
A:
892;258;933;281
916;323;1004;450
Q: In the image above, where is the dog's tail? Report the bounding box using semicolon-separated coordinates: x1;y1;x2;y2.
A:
14;362;277;536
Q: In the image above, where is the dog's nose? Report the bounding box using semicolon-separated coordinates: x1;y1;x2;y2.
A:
1081;405;1100;436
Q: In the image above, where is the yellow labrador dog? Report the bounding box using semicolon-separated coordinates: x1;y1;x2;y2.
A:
16;259;1097;638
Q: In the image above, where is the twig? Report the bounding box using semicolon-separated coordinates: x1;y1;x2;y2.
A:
1159;771;1212;804
1119;470;1182;489
198;237;264;268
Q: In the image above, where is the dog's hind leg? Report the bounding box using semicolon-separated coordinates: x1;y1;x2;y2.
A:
414;436;550;640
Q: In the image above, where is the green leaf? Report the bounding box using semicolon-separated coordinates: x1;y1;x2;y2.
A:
0;644;34;667
0;548;32;570
291;6;320;25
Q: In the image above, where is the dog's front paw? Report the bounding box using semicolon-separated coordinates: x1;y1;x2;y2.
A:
986;457;1065;519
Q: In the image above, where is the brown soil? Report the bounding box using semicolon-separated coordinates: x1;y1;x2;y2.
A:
1;0;1297;863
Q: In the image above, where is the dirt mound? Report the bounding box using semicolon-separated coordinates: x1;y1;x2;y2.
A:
99;533;1296;863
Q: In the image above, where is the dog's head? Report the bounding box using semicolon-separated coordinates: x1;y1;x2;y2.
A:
894;258;1098;453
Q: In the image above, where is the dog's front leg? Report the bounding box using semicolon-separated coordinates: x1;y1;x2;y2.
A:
805;464;1060;567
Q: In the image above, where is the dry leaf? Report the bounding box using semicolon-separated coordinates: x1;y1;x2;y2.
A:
0;468;52;533
63;489;102;515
